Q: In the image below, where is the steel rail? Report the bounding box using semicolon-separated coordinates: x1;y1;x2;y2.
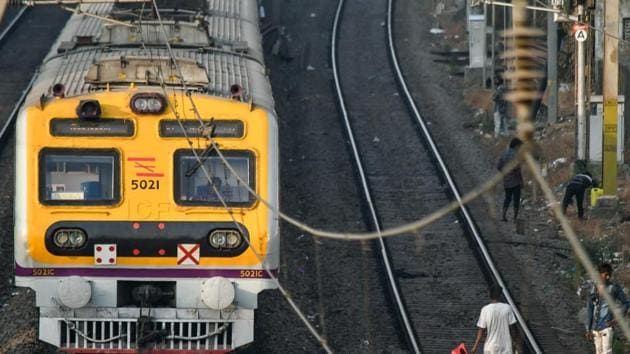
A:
0;7;34;144
385;0;542;353
21;0;149;5
331;0;421;353
0;6;27;44
0;70;37;143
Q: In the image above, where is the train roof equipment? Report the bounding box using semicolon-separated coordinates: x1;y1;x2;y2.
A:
27;0;274;112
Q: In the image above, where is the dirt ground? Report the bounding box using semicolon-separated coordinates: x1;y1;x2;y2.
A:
434;3;630;353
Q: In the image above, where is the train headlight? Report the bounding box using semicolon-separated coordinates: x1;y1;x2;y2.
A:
69;230;86;247
53;230;69;247
54;229;87;248
130;93;166;114
209;231;227;248
208;230;242;249
132;98;148;111
226;232;242;248
147;97;163;111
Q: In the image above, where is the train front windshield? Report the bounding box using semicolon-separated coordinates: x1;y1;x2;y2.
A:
175;150;255;207
40;149;119;204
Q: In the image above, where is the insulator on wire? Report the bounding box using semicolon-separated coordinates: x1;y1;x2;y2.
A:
500;0;545;143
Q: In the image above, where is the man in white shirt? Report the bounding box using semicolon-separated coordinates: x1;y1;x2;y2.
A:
471;284;517;354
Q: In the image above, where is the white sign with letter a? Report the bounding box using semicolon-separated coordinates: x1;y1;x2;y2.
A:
575;28;588;42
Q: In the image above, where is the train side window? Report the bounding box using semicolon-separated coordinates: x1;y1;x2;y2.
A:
174;150;255;207
39;149;120;205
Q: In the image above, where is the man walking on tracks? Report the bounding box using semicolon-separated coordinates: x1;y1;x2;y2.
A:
497;138;523;223
470;284;517;354
585;263;630;354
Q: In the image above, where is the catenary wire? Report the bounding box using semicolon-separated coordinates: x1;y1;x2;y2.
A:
144;0;521;244
145;0;630;347
387;0;541;351
146;3;516;352
140;4;525;242
524;153;630;341
149;1;333;352
148;0;630;346
200;137;517;241
505;0;630;341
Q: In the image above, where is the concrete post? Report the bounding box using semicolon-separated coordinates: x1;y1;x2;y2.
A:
547;13;558;124
602;0;618;195
482;2;488;87
491;3;495;89
577;5;587;161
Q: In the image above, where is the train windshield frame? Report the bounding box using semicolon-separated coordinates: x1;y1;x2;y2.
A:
39;148;120;206
174;149;255;207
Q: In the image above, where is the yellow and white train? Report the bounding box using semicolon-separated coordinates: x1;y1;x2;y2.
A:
14;1;278;352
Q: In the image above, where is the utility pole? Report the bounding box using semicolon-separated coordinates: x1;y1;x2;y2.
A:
576;5;587;165
491;3;495;89
477;0;576;126
602;0;619;196
547;12;558;124
482;1;488;87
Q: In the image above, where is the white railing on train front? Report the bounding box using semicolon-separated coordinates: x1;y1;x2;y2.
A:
60;318;232;350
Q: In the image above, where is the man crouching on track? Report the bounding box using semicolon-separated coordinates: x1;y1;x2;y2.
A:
470;284;517;354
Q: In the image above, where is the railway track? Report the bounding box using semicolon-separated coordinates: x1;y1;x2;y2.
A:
0;6;29;142
331;0;547;352
0;6;70;353
388;0;591;352
0;6;69;145
0;7;28;44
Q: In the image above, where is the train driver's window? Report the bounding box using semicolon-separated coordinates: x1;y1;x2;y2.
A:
39;149;120;205
175;150;255;206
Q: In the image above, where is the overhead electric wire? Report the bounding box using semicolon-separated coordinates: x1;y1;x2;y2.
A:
141;2;537;244
523;153;630;341
387;0;541;351
481;0;630;48
190;135;519;241
507;0;630;342
145;0;630;346
148;1;333;352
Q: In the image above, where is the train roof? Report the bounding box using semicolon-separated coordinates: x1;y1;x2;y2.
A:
26;0;274;112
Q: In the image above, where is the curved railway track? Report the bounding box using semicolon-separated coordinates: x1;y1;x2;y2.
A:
331;0;543;352
0;6;69;145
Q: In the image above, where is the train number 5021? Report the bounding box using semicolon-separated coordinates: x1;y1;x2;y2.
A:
131;179;160;190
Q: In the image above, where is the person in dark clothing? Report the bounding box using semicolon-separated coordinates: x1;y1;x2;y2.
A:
497;138;523;222
562;172;597;220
